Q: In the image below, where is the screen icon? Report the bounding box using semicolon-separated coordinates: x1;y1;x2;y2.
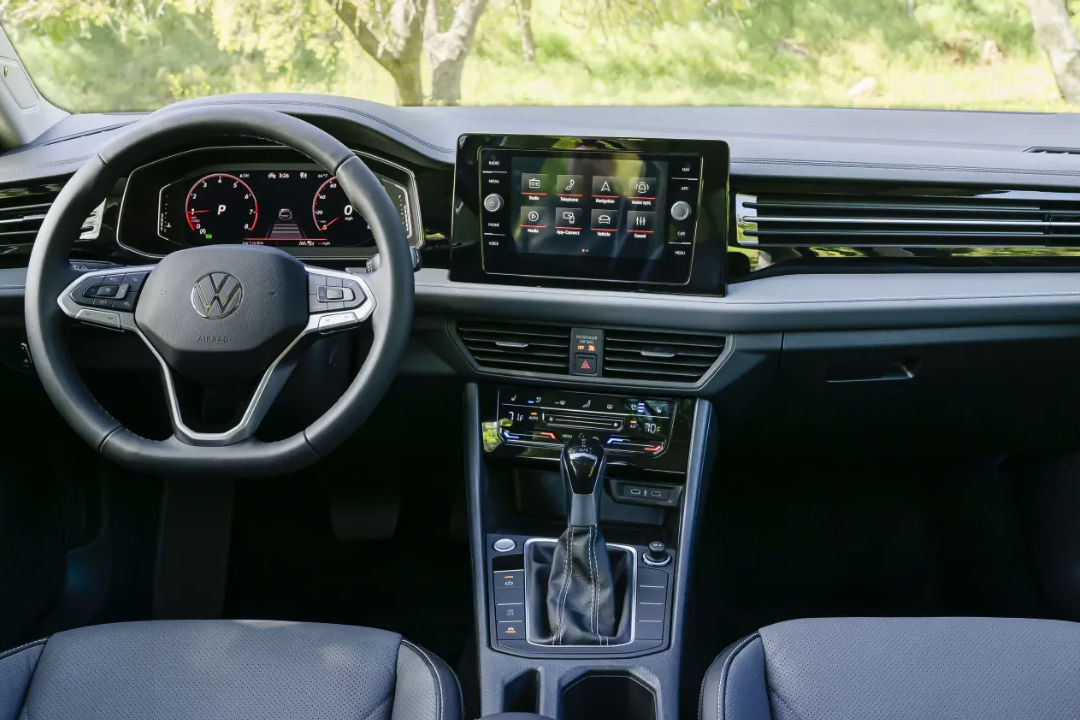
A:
556;175;584;196
626;211;656;233
591;209;617;231
628;177;657;198
592;176;620;197
521;173;547;194
520;206;550;228
557;208;582;228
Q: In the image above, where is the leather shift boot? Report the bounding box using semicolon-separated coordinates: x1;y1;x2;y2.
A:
545;524;616;645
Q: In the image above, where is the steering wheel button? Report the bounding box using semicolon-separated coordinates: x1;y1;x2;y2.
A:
317;286;345;302
74;308;121;329
94;285;119;298
317;311;358;332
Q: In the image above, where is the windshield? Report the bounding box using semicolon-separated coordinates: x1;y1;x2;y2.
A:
0;0;1075;112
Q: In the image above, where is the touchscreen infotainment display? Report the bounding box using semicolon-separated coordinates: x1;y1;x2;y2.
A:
508;153;671;260
451;135;730;289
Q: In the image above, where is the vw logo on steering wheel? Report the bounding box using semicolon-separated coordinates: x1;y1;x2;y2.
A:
190;271;243;319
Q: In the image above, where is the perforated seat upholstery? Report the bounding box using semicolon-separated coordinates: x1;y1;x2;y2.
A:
700;617;1080;720
0;620;461;720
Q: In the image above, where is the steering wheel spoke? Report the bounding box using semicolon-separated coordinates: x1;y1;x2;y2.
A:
57;264;155;332
303;265;376;333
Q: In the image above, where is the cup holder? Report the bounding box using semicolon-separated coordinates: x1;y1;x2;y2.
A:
560;672;657;720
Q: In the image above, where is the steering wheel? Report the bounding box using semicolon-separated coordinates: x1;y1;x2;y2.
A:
24;107;414;477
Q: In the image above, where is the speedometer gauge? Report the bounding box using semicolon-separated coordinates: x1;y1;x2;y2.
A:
311;176;373;246
184;173;259;243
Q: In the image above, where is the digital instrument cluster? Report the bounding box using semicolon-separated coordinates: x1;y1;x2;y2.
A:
118;147;421;257
159;169;411;248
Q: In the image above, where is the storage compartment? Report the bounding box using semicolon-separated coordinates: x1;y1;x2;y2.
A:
561;672;657;720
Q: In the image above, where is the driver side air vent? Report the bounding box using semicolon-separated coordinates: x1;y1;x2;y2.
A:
0;180;103;244
735;190;1080;248
457;321;571;373
603;329;726;382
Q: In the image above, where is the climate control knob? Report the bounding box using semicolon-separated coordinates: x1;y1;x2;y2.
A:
670;200;692;221
483;193;504;213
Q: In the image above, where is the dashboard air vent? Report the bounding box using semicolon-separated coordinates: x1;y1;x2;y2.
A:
0;180;103;244
603;329;725;383
458;321;571;373
735;191;1080;249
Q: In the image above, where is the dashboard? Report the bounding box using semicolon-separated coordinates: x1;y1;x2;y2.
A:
5;98;1080;453
116;146;421;258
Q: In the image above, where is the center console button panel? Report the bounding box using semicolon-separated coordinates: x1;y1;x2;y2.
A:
484;386;695;476
485;534;673;657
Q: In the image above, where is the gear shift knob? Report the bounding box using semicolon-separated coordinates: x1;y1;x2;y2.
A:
560;433;606;526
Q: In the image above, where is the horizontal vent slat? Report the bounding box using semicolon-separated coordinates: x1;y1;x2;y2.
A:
737;191;1080;251
600;330;726;383
458;321;571;375
0;184;64;246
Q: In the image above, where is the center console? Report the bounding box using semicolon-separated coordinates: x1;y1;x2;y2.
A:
457;133;724;720
464;383;714;720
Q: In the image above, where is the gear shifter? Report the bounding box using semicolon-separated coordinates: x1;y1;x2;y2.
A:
545;433;617;645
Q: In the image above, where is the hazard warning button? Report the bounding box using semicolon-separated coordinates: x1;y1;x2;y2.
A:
573;353;598;376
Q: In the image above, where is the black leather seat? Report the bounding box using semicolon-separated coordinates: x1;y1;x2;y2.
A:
700;617;1080;720
0;620;461;720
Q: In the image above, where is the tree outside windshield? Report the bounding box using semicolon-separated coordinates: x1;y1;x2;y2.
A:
3;0;1080;113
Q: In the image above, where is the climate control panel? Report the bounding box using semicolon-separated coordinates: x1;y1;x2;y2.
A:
482;386;695;475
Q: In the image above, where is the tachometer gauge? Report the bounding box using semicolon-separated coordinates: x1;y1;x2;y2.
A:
184;173;259;243
311;176;374;246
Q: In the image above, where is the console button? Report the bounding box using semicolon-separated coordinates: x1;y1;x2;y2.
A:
483;193;504;213
497;621;524;639
493;570;523;590
494;603;523;621
638;600;664;621
494;587;524;606
493;537;516;553
574;354;598;376
636;619;664;640
638;585;666;604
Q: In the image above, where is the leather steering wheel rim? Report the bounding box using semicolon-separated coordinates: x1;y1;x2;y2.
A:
24;106;414;477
